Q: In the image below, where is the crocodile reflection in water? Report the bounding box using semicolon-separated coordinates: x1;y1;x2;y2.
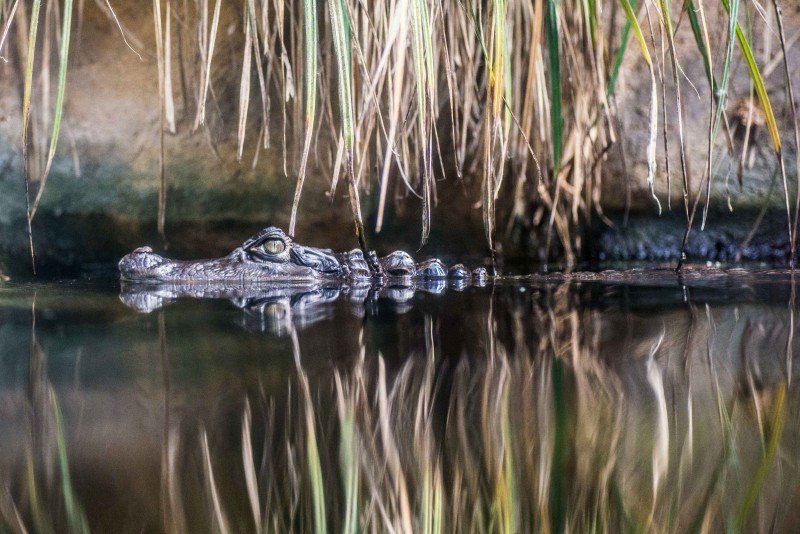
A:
119;279;459;334
119;226;488;284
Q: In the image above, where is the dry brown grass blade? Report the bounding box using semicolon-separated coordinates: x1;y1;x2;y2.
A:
164;1;175;133
289;0;318;236
0;0;19;59
772;0;800;265
248;0;268;151
375;0;409;233
153;0;167;243
241;400;262;533
20;0;41;273
193;0;221;130
237;0;253;162
200;430;231;534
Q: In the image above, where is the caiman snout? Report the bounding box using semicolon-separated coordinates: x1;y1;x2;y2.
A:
119;247;169;281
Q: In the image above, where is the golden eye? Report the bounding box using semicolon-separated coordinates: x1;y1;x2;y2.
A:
261;239;286;254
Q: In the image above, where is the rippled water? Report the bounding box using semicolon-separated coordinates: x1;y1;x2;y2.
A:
1;269;799;532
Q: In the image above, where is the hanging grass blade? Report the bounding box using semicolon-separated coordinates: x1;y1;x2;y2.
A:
719;0;780;154
657;0;689;222
339;406;358;534
194;0;221;130
31;0;74;220
237;0;253;161
164;1;175;134
0;0;19;58
21;0;43;273
478;0;507;252
710;0;738;147
376;0;408;232
247;0;268;153
329;0;374;270
607;0;633;98
289;0;317;236
153;0;168;242
411;0;435;245
719;0;790;264
328;0;353;154
772;0;800;263
686;1;717;97
545;0;562;173
618;0;660;214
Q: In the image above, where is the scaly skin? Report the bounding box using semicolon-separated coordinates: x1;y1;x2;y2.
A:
119;226;487;284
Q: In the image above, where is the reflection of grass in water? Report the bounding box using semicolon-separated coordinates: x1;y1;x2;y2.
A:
2;390;89;534
0;297;88;534
150;322;792;533
1;304;794;532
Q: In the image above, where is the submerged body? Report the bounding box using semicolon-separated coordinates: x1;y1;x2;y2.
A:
119;226;487;284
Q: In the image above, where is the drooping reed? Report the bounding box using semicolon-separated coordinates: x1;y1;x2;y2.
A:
8;0;799;264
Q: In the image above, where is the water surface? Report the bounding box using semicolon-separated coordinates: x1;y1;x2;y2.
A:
0;270;798;532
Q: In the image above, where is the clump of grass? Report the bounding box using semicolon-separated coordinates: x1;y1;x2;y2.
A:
8;0;800;266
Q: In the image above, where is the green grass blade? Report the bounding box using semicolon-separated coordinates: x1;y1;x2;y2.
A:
719;0;789;262
329;0;371;262
712;0;738;147
51;390;89;534
545;0;562;172
481;0;508;251
27;450;54;534
21;0;41;147
686;0;718;95
289;0;317;236
329;0;353;150
586;0;597;48
21;0;42;272
339;408;358;534
606;0;633;97
299;372;326;534
719;0;780;153
734;383;786;532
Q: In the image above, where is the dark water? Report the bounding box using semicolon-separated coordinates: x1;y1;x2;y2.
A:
1;270;799;532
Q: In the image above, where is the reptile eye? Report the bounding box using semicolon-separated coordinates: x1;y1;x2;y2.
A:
261;239;286;254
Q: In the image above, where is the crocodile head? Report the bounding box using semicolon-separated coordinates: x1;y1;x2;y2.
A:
119;227;343;283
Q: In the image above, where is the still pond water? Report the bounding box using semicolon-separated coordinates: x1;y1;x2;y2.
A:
0;269;799;532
